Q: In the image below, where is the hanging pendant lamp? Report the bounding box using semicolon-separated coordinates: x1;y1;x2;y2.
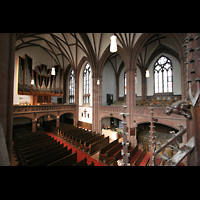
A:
51;66;55;75
31;78;34;85
110;34;117;53
51;57;55;75
146;70;150;78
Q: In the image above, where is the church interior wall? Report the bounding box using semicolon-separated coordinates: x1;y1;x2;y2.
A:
119;67;125;97
102;61;117;105
146;53;181;96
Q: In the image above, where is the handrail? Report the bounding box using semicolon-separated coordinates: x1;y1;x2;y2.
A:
13;104;76;114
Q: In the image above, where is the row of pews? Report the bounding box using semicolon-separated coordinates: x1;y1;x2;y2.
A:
98;139;150;166
52;124;109;155
53;124;150;166
116;145;150;166
13;129;94;166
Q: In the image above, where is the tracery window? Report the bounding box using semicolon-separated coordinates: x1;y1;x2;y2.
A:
83;63;91;103
69;69;75;103
154;55;173;94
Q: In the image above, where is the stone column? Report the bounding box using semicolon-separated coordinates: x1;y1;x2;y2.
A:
0;33;16;162
56;116;60;128
126;68;136;145
92;75;103;134
32;119;37;133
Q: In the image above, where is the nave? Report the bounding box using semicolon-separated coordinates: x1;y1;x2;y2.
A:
46;132;105;166
11;124;149;166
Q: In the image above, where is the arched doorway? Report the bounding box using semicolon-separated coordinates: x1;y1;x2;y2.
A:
60;113;74;125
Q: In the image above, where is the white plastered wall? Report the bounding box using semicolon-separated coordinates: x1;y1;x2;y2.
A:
146;53;181;96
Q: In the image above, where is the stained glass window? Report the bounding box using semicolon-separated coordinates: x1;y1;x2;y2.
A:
83;63;91;103
154;56;173;93
69;69;75;103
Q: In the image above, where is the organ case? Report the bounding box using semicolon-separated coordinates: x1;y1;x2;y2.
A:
17;54;64;104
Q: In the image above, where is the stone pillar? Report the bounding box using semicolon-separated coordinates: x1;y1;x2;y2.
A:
32;119;37;133
56;116;60;128
126;68;136;145
92;76;102;134
0;33;16;162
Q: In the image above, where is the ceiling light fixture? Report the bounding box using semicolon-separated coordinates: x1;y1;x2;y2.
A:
51;58;55;75
146;70;150;78
110;34;117;53
51;66;55;76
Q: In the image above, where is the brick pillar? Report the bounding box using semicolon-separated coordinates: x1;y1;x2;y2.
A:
0;33;16;162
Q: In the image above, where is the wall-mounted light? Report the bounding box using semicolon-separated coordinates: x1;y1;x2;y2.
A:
110;34;117;53
145;70;150;78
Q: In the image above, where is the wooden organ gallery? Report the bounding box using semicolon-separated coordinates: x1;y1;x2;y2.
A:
17;54;64;105
0;33;199;166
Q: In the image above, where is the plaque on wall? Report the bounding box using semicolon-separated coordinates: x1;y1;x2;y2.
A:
130;128;135;136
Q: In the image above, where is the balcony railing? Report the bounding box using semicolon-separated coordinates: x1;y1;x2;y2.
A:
99;105;186;121
13;104;76;114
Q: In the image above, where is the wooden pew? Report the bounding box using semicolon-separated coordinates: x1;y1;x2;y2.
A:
74;132;96;147
25;146;68;166
72;157;87;166
17;136;53;156
79;133;99;149
47;151;77;166
112;145;132;166
99;139;118;161
105;143;123;165
72;131;92;145
88;136;109;155
83;134;104;152
21;141;63;165
31;148;73;166
88;161;94;166
133;148;148;166
19;138;56;158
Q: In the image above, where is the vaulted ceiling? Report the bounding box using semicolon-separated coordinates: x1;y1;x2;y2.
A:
15;33;142;70
137;34;180;70
15;33;185;75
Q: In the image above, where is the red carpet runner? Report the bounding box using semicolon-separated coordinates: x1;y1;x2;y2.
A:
46;132;105;166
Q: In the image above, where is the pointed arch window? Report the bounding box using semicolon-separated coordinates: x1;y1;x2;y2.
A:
83;63;91;103
154;55;173;94
69;69;75;103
